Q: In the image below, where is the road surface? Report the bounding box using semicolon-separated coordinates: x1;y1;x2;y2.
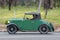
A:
0;32;60;40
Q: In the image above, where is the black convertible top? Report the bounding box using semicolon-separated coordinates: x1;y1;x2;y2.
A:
25;12;40;15
25;12;41;19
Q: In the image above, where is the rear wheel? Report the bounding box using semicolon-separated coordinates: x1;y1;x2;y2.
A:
39;24;49;34
7;24;17;34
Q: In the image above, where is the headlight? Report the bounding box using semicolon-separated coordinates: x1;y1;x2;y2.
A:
8;21;10;23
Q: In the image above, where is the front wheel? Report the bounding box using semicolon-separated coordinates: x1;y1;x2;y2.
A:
7;24;17;34
39;24;49;34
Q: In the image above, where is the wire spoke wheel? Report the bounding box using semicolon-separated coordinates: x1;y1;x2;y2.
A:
7;25;17;34
39;24;49;34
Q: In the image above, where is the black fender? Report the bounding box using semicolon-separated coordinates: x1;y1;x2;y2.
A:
49;23;54;32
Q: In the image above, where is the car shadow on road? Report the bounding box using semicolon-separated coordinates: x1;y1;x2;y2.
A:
13;32;54;35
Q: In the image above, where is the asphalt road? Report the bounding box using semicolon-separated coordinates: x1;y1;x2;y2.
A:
0;32;60;40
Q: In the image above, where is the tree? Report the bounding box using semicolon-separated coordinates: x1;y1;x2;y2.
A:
43;0;48;19
0;0;6;8
14;0;17;7
37;0;41;12
54;0;60;8
42;0;54;19
24;0;32;6
9;0;14;10
50;0;54;9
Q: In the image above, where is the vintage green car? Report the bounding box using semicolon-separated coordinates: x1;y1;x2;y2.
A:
7;12;54;34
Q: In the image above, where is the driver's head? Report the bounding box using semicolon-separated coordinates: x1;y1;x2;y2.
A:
33;14;38;19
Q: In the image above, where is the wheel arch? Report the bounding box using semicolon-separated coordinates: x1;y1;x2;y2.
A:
38;24;51;32
7;23;19;31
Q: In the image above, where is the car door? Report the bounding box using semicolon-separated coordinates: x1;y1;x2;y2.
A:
31;20;40;31
21;19;34;31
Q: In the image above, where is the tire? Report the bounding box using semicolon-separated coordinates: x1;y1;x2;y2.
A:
39;24;49;34
7;24;17;34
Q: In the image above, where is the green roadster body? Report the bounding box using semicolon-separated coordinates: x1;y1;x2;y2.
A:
7;12;54;34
